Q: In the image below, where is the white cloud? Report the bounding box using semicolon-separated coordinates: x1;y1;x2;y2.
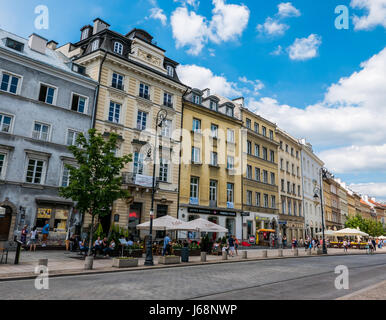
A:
318;144;386;173
173;0;200;9
288;34;322;60
271;45;284;55
247;47;386;151
238;76;264;95
349;182;386;201
149;8;167;26
277;2;301;18
170;0;249;55
257;17;289;36
177;64;241;97
350;0;386;30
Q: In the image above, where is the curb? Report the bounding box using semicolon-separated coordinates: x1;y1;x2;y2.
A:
1;251;385;282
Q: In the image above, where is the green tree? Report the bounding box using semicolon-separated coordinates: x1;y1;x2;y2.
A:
59;129;131;259
345;214;384;237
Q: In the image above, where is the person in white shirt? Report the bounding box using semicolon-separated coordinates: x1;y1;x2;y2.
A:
29;226;38;252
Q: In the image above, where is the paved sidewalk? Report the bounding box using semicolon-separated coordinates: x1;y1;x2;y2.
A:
1;247;385;281
337;280;386;300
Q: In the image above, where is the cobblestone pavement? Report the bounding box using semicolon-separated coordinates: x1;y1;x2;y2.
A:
0;254;385;300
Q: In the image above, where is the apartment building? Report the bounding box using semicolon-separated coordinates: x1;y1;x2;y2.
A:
0;29;97;242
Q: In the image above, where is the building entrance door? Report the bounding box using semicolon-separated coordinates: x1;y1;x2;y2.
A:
0;206;12;241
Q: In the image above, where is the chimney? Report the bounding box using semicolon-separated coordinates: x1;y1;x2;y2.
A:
47;40;58;50
202;88;210;98
232;97;244;108
28;33;48;54
93;18;110;35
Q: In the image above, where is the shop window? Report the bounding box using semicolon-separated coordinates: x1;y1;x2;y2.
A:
226;218;235;236
36;208;52;228
53;209;69;231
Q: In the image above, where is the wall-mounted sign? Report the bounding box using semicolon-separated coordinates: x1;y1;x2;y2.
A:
188;207;236;217
37;208;52;219
189;197;199;205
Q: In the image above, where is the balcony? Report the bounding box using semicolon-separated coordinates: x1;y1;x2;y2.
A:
122;172;154;188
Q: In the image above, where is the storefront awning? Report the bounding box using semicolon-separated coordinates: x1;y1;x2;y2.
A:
258;229;275;233
35;196;73;206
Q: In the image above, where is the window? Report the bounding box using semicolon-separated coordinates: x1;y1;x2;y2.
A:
0;153;7;178
0;114;12;133
163;92;173;108
288;199;292;215
190;177;199;199
296;151;299;159
133;152;144;174
210;152;218;166
297;166;300;176
280;158;284;170
291;147;294;156
287;181;291;193
247;141;252;155
271;196;276;209
262;126;266;136
32;122;50;141
254;122;259;133
211;124;218;138
139;83;150;99
254;144;260;157
161;119;171;137
246;119;251;129
108;102;121;123
209;180;217;202
209;100;217;111
262;147;267;160
191;147;200;163
166;65;174;77
247;190;252;205
281;179;285;192
292;164;295;174
227;156;234;170
280;141;283;150
270;172;275;185
1;72;20;94
5;38;24;52
255;168;260;181
294;201;297;216
270;150;275;163
192;94;201;105
81;29;89;40
91;39;99;51
298;185;301;196
293;183;296;194
226;105;234;117
136;111;147;130
286;144;289;153
263;170;268;183
282;196;286;214
227;129;234;143
113;42;123;55
26;159;45;184
299;204;302;217
255;192;261;207
67;130;81;146
159;158;168;182
38;84;56;104
247;165;252;179
264;194;269;208
71;94;87;113
61;165;70;187
286;161;289;172
112;73;124;90
192;118;201;133
269;130;273;140
227;183;234;203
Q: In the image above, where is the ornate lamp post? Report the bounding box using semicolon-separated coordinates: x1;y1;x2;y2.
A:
144;109;168;266
313;168;328;254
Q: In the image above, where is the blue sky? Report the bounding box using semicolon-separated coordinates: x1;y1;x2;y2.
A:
1;0;385;200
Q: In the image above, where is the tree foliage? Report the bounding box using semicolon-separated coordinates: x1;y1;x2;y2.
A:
59;129;131;254
345;214;385;237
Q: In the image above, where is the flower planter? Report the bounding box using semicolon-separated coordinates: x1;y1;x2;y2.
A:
112;258;139;268
173;249;201;256
158;255;180;265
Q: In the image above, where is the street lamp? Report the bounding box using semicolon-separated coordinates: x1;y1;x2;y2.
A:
313;168;328;254
144;109;168;266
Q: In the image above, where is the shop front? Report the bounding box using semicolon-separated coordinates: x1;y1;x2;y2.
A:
279;214;305;241
254;212;279;246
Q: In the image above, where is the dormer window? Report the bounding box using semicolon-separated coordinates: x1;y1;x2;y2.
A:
81;29;89;40
91;39;99;52
114;42;123;55
192;94;201;105
209;100;217;111
226;105;234;117
5;38;24;52
166;65;174;77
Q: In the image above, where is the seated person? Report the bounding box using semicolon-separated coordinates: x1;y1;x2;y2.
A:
103;239;116;257
93;237;102;256
79;240;88;255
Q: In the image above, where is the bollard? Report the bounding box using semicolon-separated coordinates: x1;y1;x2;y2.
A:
262;250;267;258
222;251;228;260
38;258;48;266
306;249;311;256
84;256;94;270
278;249;283;257
242;251;247;259
293;248;299;256
201;252;207;262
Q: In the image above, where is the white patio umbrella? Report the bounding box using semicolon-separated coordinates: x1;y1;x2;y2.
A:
136;215;195;231
185;218;228;233
315;229;336;236
333;228;369;237
377;235;386;240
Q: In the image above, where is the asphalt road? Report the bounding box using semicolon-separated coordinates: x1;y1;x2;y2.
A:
1;254;385;300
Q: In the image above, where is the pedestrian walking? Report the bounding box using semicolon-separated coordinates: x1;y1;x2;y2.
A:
282;235;287;248
343;239;348;253
41;220;50;247
29;226;38;252
162;233;171;256
234;236;239;255
228;235;235;257
372;238;376;252
21;225;28;248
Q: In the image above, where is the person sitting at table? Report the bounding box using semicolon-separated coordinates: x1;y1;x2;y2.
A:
103;239;116;257
93;237;103;256
79;239;88;256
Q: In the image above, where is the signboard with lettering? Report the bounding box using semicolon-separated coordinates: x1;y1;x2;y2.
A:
188;207;236;217
189;197;199;205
